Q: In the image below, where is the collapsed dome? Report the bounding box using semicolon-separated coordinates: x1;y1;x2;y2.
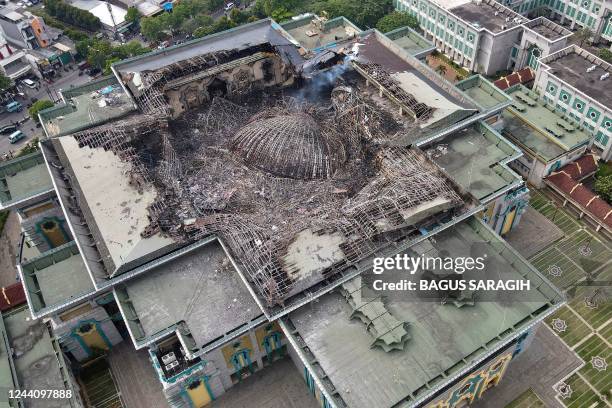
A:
230;113;346;180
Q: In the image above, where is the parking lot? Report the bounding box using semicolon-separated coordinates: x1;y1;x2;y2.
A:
0;68;92;156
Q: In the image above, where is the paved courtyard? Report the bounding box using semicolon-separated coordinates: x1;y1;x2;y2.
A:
212;357;318;408
502;187;612;408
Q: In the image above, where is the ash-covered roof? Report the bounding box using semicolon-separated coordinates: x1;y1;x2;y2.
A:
286;216;563;408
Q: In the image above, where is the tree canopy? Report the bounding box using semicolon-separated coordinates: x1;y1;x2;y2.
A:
29;100;54;123
595;174;612;204
0;74;12;91
44;0;101;31
598;48;612;64
375;11;419;32
126;7;140;25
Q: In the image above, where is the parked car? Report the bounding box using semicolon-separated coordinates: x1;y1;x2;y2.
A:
5;101;23;113
25;1;33;6
8;130;25;144
16;2;24;7
224;2;235;11
0;124;17;135
21;78;37;89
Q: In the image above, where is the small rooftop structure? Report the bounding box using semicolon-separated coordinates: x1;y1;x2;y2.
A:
0;152;54;211
39;76;135;137
450;0;524;33
456;74;513;111
538;45;612;109
281;15;361;51
502;85;592;162
384;26;435;59
72;0;127;28
522;17;572;42
285;216;563;408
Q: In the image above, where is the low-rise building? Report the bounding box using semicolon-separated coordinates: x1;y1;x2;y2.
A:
534;44;612;161
393;0;574;75
501;84;593;186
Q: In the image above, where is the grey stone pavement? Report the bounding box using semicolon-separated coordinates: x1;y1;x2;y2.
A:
0;211;20;287
212;357;318;408
505;207;564;259
107;341;169;408
472;324;582;408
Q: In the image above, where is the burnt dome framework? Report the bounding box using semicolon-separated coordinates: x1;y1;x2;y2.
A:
230;113;346;180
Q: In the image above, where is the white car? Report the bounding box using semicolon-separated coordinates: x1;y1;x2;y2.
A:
16;2;24;7
224;2;234;11
25;1;33;6
22;78;37;89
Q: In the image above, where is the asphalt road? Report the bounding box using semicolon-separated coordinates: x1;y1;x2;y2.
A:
0;68;92;156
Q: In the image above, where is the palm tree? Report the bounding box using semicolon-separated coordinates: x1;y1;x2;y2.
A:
436;64;447;76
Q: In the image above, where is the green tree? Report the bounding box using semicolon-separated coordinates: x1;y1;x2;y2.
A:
140;15;167;41
595;174;612;204
87;40;113;69
29;100;54;123
104;57;121;75
0;73;12;91
598;48;612;63
574;27;593;47
436;64;447;76
230;8;249;24
376;11;419;32
271;7;293;22
314;0;392;28
126;7;140;24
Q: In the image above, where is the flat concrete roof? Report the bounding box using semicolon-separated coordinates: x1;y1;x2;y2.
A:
287;217;562;408
450;0;524;33
546;51;612;108
385;26;434;57
21;242;95;312
0;152;52;209
503;86;592;161
41;77;135;137
425;124;518;200
123;240;261;347
523;17;571;41
455;75;512;111
282;16;361;51
51;134;176;277
2;307;77;408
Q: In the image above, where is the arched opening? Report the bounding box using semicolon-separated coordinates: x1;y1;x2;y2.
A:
207;78;227;98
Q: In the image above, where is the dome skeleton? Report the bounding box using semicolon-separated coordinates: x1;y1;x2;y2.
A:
67;89;465;308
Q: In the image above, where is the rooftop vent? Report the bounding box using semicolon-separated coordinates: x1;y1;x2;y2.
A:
494;11;499;15
600;72;610;81
506;17;511;22
587;65;597;72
